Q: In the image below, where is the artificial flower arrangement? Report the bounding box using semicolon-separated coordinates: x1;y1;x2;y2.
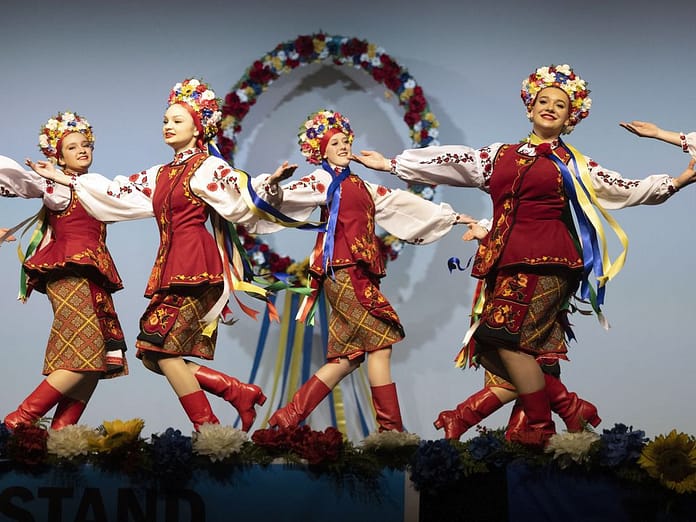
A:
217;32;440;286
2;419;695;501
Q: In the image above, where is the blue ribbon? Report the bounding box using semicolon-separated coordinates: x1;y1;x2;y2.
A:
548;146;606;309
320;160;351;278
447;255;474;274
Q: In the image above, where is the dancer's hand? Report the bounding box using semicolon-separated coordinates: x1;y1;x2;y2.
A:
352;150;391;172
673;158;696;190
0;228;16;245
619;121;659;138
462;223;488;242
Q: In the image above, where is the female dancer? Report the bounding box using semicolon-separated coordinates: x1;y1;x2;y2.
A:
355;64;696;446
258;109;474;432
1;112;127;430
27;79;295;432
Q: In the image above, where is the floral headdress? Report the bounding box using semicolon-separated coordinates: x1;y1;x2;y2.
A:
521;64;592;134
38;111;94;160
168;78;222;142
298;109;354;165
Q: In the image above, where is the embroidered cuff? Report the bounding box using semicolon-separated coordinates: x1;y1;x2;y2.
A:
680;132;689;153
389;158;397;175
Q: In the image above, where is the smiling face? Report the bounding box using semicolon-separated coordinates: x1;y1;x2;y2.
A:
323;132;352;169
162;103;199;153
529;86;571;140
58;132;93;173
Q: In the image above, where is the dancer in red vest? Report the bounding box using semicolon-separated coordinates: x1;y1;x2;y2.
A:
356;64;696;446
261;109;476;432
1;112;128;430
26;79;295;432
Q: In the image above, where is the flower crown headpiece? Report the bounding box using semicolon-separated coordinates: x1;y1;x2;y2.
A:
521;64;592;134
168;78;222;142
298;109;354;165
38;111;94;160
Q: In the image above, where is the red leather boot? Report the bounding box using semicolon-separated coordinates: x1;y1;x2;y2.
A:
544;374;601;431
268;375;331;429
371;383;404;432
4;380;64;429
194;366;267;431
51;398;87;430
434;388;504;440
179;390;220;431
505;399;526;441
508;388;556;448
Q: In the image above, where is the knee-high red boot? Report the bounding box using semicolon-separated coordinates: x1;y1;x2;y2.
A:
4;380;65;429
179;390;220;432
193;366;267;431
505;399;526;441
268;375;331;429
51;398;88;430
434;387;504;440
544;374;601;431
371;383;404;432
508;388;556;448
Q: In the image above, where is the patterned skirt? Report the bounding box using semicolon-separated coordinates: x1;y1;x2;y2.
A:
322;267;404;361
473;267;576;364
44;276;127;378
135;285;221;360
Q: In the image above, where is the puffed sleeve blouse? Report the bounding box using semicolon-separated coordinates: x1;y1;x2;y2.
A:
68;151;278;226
390;142;678;210
250;167;459;244
0;155;72;209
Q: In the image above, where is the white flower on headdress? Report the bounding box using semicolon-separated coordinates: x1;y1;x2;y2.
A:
201;89;215;101
62;112;76;122
555;64;572;75
38;135;49;148
45;119;59;131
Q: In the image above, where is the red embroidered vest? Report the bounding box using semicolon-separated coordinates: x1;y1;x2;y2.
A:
145;153;224;296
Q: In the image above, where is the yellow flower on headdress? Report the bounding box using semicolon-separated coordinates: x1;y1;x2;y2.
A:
638;429;696;494
38;111;94;160
168;78;222;142
520;64;592;134
297;109;354;165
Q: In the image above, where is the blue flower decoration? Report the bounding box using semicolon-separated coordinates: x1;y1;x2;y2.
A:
599;423;648;467
409;439;463;493
150;427;193;481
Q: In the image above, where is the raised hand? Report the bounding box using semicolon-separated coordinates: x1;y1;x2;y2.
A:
351;150;391;171
619;120;659;138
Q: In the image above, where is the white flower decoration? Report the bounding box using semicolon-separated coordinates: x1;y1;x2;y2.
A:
47;425;94;459
545;431;600;468
192;424;248;462
361;430;420;450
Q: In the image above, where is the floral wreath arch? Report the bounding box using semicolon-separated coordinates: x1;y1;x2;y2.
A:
218;32;441;283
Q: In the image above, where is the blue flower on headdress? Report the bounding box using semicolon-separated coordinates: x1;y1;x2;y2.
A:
306;128;317;139
599;423;648;467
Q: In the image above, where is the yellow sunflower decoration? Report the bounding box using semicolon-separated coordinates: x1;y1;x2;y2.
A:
638;429;696;494
88;418;145;453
